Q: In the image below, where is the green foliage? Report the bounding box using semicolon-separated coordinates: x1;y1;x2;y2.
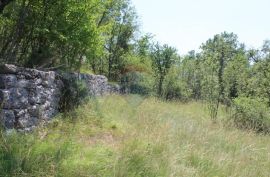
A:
0;0;138;74
231;97;270;133
223;53;250;101
178;51;203;100
121;71;154;95
123;52;153;74
1;0;270;158
135;34;153;58
248;57;270;105
151;43;178;96
96;0;138;80
200;32;246;120
59;76;89;112
0;0;103;69
162;67;192;101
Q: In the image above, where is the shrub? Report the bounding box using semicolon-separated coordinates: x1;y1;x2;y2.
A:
59;74;89;112
231;97;270;133
121;72;154;95
162;67;192;101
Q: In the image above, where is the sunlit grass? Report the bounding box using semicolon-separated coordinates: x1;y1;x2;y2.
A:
1;95;270;177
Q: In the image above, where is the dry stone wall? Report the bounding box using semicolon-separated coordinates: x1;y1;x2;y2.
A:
0;64;119;131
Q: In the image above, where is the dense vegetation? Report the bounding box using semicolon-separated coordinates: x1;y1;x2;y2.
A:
1;95;270;177
0;0;270;176
3;0;268;132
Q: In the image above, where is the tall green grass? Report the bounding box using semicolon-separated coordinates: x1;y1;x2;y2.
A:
1;95;270;177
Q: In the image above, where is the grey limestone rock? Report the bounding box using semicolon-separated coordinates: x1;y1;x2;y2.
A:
0;64;119;131
0;109;15;129
0;75;17;89
0;64;18;74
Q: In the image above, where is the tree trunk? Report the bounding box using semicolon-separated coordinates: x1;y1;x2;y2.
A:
108;56;113;80
158;75;164;96
218;50;225;102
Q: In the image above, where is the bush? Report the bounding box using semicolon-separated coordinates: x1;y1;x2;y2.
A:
162;67;192;101
59;74;89;112
231;97;270;133
121;72;154;95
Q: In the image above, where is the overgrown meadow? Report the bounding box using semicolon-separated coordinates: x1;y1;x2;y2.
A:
1;1;270;176
1;95;269;177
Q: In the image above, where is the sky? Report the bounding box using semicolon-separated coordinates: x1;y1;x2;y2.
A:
131;0;270;55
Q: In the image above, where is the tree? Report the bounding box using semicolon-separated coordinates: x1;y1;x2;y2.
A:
200;32;244;120
105;0;138;80
85;0;138;80
151;43;177;96
248;41;270;106
223;53;250;101
135;34;153;59
0;0;104;70
177;51;203;100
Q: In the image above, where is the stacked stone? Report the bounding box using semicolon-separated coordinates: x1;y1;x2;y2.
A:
0;64;120;131
78;73;120;96
0;64;63;131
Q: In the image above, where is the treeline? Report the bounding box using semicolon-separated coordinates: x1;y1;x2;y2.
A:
121;31;270;133
0;0;270;133
161;33;270;133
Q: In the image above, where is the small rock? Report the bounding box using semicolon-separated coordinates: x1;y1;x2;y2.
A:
0;64;17;74
0;109;15;129
0;75;17;89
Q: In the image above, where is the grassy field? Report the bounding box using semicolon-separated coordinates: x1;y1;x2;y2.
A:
1;95;270;177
